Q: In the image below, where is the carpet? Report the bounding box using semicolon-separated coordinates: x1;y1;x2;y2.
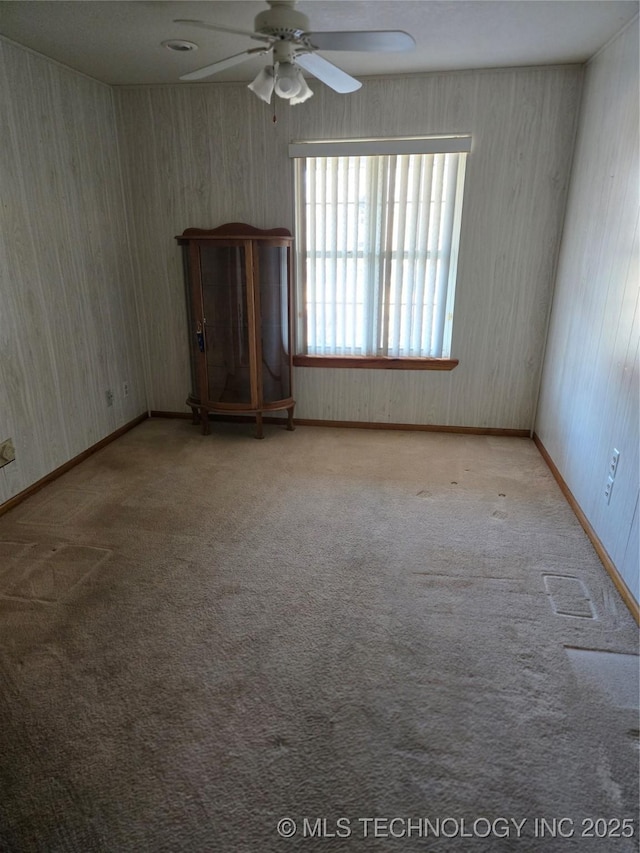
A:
0;419;637;852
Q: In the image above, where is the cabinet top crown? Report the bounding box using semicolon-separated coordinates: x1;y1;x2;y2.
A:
176;223;292;243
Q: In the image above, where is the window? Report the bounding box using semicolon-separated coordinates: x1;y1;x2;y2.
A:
289;137;470;367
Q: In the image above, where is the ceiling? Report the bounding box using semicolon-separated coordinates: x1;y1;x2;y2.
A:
0;0;637;86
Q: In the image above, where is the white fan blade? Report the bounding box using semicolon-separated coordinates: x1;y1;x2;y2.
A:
305;30;415;52
174;19;272;44
295;53;361;94
180;48;268;82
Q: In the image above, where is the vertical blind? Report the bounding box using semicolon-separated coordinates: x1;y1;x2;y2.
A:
290;138;469;358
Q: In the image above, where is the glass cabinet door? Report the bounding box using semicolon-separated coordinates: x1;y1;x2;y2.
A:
200;244;253;406
258;243;291;403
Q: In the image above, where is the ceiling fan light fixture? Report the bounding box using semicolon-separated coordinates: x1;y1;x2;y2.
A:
248;62;313;106
248;66;276;103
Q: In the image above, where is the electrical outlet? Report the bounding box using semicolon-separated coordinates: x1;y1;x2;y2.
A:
0;438;15;468
609;448;620;479
123;382;129;398
604;476;614;505
105;389;114;407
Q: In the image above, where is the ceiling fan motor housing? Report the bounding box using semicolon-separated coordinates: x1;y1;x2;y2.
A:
254;1;311;41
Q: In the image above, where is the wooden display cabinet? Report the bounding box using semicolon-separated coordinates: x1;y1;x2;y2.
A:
177;223;295;439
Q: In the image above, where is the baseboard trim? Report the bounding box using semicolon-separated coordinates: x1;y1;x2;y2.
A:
0;413;149;519
294;419;530;437
533;433;639;624
150;411;530;436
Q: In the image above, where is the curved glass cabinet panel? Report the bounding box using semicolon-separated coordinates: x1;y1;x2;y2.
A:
258;243;292;404
201;244;251;405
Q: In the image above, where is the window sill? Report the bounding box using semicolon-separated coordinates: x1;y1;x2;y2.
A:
292;356;459;371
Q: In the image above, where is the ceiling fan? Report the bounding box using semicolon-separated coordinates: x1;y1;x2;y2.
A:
174;0;415;105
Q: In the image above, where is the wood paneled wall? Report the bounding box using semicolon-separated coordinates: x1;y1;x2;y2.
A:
536;23;639;600
0;39;146;503
115;66;581;428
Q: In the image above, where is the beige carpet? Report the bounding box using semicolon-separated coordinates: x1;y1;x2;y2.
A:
0;419;637;852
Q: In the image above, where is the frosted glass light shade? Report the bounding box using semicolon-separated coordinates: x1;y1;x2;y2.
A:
274;62;301;98
290;73;313;105
248;66;275;103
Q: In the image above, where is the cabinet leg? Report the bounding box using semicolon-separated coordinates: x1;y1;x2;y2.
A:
286;405;295;431
255;413;264;440
201;409;210;435
190;405;199;426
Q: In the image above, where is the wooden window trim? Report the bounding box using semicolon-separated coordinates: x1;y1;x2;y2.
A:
292;355;459;371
